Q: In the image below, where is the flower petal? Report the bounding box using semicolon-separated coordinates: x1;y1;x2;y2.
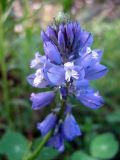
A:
73;22;81;43
76;91;104;109
75;52;92;68
74;66;85;80
44;42;62;65
92;49;103;62
47;133;64;152
66;22;74;45
26;74;48;88
85;63;108;80
62;114;81;141
59;24;64;32
41;31;49;42
30;91;55;110
46;26;57;43
44;65;65;86
58;30;65;49
37;113;57;136
73;79;90;89
80;30;93;49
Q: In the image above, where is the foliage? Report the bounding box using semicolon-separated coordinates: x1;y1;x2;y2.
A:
71;151;97;160
90;133;119;159
0;130;29;160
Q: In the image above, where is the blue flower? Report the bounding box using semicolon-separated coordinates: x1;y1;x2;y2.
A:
62;114;81;141
41;22;93;62
37;113;57;136
30;52;46;69
47;122;65;152
44;64;65;86
30;91;55;110
74;79;104;109
44;42;62;65
47;133;64;152
75;47;108;80
76;90;104;110
27;71;48;88
27;13;108;151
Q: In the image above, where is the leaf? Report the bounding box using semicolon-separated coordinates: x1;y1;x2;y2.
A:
71;151;97;160
90;133;119;159
106;109;120;123
0;130;29;160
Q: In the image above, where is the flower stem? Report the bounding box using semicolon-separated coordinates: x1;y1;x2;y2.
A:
0;9;12;128
24;131;52;160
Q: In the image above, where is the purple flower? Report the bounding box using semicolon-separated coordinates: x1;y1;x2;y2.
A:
30;91;55;110
27;73;48;88
74;79;104;109
30;52;46;69
75;47;108;80
44;42;62;65
27;12;108;151
85;63;108;80
47;133;64;152
62;114;81;141
76;91;104;110
47;121;65;152
37;113;57;136
41;22;93;62
44;64;65;86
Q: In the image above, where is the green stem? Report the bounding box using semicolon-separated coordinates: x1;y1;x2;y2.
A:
0;9;12;127
24;131;52;160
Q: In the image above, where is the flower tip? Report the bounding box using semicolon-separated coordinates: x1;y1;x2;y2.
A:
54;12;70;25
58;144;65;152
30;93;35;100
62;114;81;141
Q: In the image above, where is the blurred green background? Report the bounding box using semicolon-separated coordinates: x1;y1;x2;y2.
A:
0;0;120;160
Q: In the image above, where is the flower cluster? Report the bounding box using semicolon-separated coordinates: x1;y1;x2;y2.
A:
27;13;108;151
